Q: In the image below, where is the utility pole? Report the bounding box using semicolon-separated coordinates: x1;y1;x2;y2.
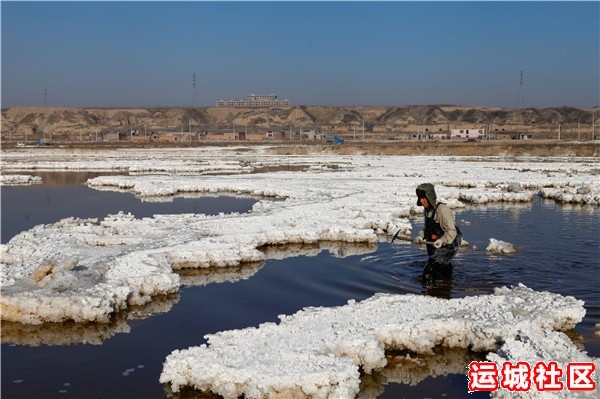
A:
593;108;596;140
517;70;524;109
192;73;198;107
362;118;365;141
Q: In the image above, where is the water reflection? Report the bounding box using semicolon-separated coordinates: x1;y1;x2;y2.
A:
259;241;378;260
422;276;453;299
8;171;118;186
1;293;179;347
1;172;259;243
361;347;487;397
176;262;264;287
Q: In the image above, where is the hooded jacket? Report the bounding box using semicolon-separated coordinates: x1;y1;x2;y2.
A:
416;183;437;206
416;183;458;245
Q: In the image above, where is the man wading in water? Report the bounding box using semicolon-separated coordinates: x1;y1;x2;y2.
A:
413;183;462;285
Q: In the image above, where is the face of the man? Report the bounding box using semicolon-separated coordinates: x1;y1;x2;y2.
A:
419;197;429;208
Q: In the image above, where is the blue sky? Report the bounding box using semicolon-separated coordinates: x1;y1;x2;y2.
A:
2;1;599;108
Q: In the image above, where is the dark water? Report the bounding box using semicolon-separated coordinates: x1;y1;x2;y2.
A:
0;172;259;244
1;173;598;399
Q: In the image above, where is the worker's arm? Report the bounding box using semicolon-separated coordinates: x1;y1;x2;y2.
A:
436;205;457;244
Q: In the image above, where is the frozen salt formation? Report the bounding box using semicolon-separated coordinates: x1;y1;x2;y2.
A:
0;174;42;186
507;182;524;192
487;238;518;254
539;187;600;205
488;329;600;398
1;148;599;325
0;213;183;324
459;191;535;204
160;285;594;398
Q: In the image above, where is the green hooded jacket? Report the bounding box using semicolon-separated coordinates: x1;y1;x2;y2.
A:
416;183;437;207
416;183;458;245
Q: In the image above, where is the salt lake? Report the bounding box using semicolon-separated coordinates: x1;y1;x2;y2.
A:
1;171;598;398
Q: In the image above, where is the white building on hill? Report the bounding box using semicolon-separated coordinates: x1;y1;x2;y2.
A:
216;93;292;108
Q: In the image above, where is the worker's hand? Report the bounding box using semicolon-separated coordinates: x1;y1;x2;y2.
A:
433;239;443;248
414;236;425;245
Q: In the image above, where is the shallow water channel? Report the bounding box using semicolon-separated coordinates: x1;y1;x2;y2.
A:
1;172;599;399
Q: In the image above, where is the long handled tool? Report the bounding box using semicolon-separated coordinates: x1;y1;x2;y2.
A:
392;230;463;266
391;230;435;245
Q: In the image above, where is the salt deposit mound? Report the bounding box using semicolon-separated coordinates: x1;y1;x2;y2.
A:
487;238;518;254
160;285;595;398
0;174;42;185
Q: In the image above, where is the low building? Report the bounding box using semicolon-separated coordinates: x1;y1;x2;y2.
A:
450;128;485;141
102;132;121;142
262;131;289;140
431;132;449;140
299;128;324;140
493;131;534;140
204;132;235;141
146;132;194;142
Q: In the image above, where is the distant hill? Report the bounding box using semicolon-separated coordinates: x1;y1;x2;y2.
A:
1;105;597;141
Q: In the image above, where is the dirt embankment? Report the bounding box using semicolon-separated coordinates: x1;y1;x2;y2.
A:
4;140;596;158
264;141;600;157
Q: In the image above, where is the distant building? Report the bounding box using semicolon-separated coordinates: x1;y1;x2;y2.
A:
299;128;323;140
102;132;120;142
216;93;292;108
450;128;485;141
493;131;534;140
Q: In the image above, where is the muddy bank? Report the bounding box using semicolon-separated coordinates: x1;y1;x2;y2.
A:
264;140;600;157
2;140;599;158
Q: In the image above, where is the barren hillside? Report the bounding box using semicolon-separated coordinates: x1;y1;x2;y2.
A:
1;105;597;141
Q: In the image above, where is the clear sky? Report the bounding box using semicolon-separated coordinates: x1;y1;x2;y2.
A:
2;1;599;109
